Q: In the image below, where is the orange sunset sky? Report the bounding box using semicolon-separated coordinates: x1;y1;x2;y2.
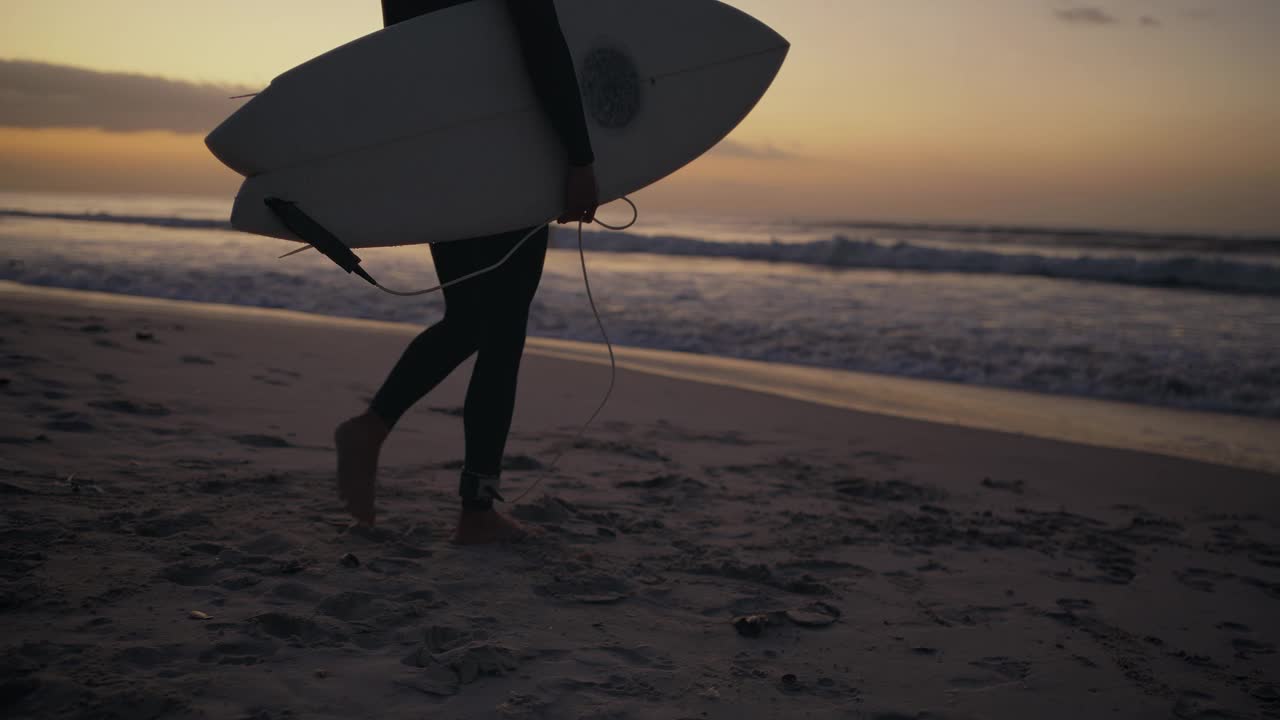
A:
2;0;1278;234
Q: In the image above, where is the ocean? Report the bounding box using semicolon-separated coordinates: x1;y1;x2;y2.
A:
2;190;1278;418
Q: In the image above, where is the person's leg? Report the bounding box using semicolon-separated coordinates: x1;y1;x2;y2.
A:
456;225;549;508
368;236;511;425
334;234;502;525
366;317;480;428
451;226;550;544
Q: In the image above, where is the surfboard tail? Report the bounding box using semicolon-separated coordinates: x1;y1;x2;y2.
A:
263;198;377;285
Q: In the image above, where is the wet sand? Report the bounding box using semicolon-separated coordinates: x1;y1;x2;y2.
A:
1;282;1278;719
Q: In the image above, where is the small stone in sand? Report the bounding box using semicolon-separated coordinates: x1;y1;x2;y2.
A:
189;610;211;620
733;613;773;637
340;553;360;568
785;602;840;628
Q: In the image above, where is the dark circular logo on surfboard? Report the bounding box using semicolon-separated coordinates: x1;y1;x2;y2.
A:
581;46;641;129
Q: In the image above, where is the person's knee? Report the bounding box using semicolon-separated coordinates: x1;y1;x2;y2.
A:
438;307;488;347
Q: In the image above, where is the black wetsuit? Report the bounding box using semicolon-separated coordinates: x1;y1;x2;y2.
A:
370;0;595;510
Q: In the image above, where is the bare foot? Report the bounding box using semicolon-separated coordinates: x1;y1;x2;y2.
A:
451;509;544;546
334;412;389;526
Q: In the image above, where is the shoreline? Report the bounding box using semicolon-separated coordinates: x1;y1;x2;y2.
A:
4;280;1277;475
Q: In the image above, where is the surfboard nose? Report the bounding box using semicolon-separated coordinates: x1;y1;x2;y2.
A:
723;1;789;56
206;93;272;177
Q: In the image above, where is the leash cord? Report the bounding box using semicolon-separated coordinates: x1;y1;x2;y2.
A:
366;197;637;506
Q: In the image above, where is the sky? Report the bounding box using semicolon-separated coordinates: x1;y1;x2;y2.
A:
1;0;1278;234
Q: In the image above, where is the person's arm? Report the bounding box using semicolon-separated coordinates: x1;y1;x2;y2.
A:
504;0;599;222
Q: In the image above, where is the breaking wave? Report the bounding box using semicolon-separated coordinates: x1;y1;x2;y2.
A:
5;207;1278;295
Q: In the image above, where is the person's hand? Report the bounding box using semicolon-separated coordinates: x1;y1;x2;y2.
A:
559;163;599;224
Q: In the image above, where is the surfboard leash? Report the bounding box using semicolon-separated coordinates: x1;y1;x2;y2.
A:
503;202;634;506
266;195;638;508
380;199;637;506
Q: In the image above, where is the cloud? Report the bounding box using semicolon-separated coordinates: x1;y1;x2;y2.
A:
0;59;254;134
710;139;797;160
1054;6;1119;25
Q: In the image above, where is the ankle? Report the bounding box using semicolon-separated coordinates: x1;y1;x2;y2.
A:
360;410;391;435
458;469;503;512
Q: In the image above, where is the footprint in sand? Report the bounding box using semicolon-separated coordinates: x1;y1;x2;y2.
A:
616;473;707;492
438;454;545;472
972;656;1030;678
833;476;941;503
198;638;278;665
366;557;425;576
0;435;49;448
1175;567;1235;593
231;434;292;448
932;604;1011;627
44;414;95;433
251;374;290;387
1056;597;1095;612
981;476;1026;493
114;644;186;670
883;570;925;594
89;399;172;417
1171;689;1251;720
1232;638;1276;659
535;572;633;604
219;576;262;591
950;656;1031;689
158;561;223;587
251;367;301;386
315;591;380;621
1;352;44;369
248;612;347;645
133;511;212;538
270;581;322;603
572;438;670;463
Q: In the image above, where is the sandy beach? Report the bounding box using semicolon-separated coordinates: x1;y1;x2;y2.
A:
2;281;1278;719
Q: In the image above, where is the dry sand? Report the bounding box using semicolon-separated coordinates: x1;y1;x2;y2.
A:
1;281;1278;719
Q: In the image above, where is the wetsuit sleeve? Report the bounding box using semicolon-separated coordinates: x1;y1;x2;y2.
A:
504;0;596;166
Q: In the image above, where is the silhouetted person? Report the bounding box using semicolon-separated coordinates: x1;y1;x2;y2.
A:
334;0;599;543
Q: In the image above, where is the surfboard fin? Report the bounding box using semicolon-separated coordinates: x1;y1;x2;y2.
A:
263;197;377;286
277;245;314;260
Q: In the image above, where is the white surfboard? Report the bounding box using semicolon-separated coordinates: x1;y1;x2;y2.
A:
206;0;788;248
